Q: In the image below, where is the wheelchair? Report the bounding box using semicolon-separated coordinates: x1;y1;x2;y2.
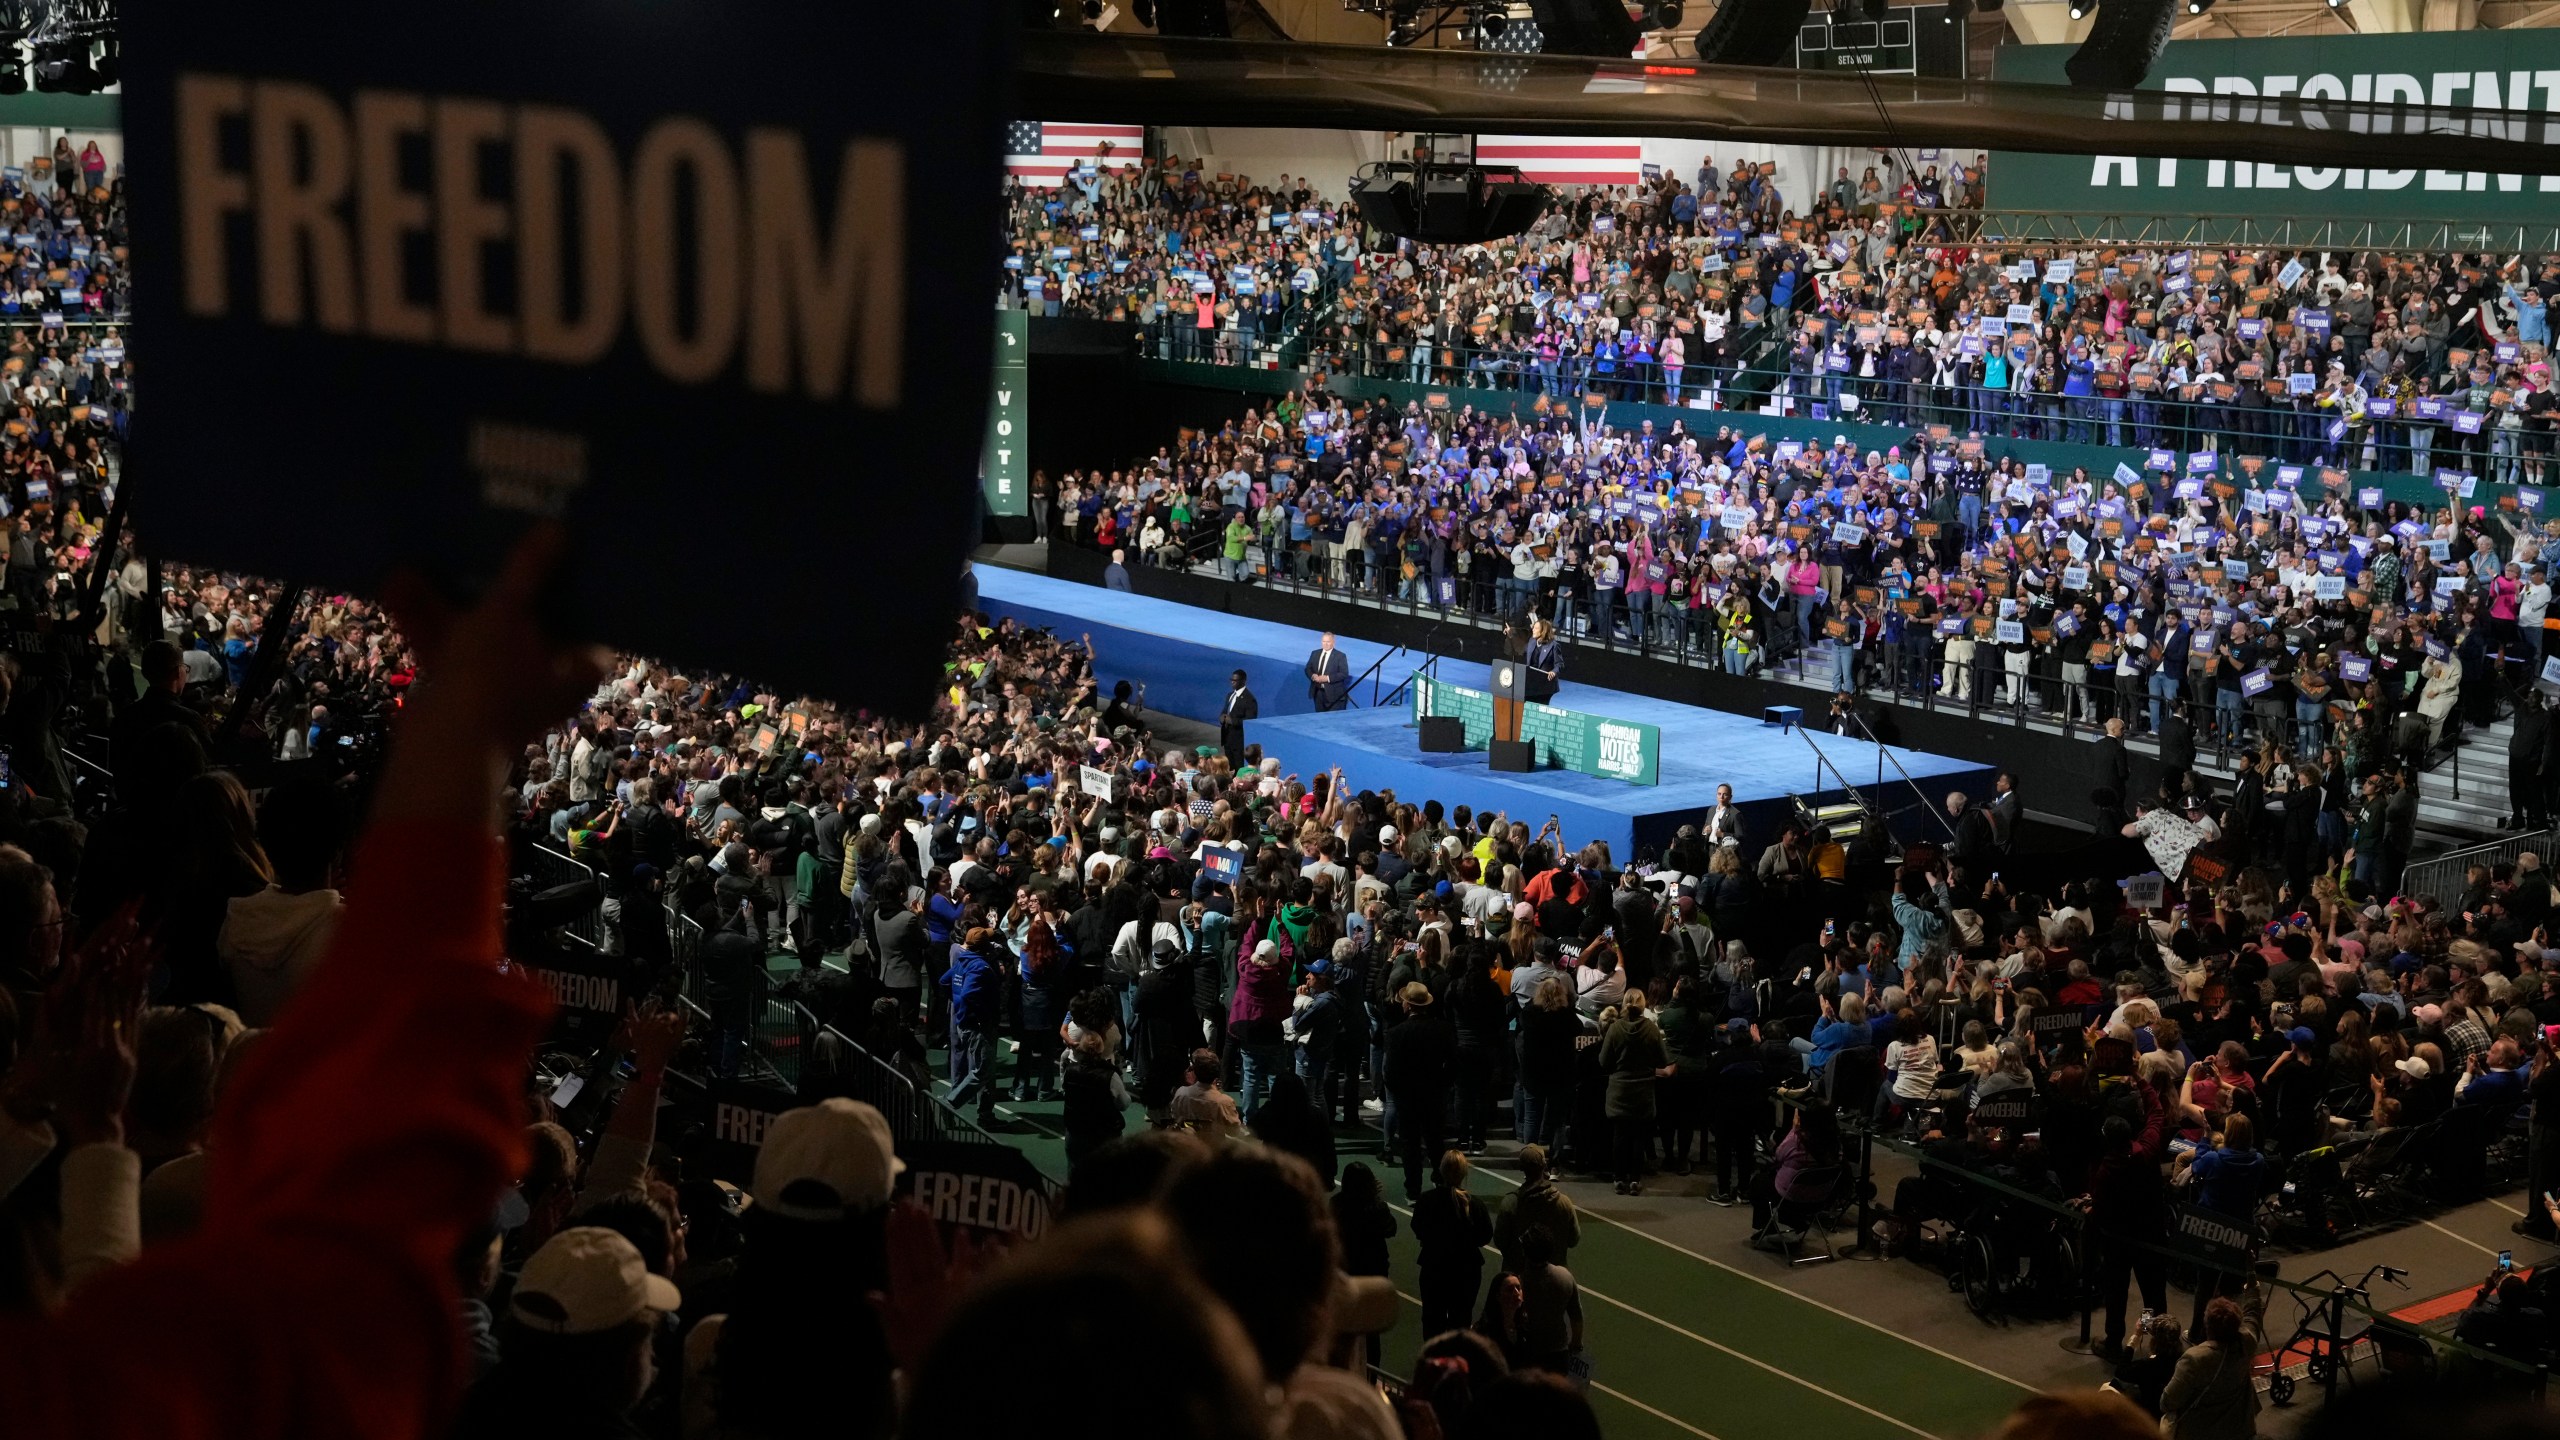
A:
1945;1183;2083;1320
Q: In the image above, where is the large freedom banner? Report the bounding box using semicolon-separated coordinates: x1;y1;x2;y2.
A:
1990;30;2560;233
121;0;1007;715
1411;673;1661;785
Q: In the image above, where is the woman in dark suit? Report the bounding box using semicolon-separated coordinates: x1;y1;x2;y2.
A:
1524;615;1563;704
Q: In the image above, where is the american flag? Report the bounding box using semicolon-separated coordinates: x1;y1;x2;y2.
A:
1004;121;1147;187
1475;135;1646;187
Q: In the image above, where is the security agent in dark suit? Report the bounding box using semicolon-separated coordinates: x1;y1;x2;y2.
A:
1220;668;1258;767
1307;631;1352;712
1984;771;2020;855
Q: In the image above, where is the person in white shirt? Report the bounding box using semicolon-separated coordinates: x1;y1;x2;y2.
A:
1704;785;1745;850
2520;564;2552;668
1884;1013;1941;1107
2121;799;2220;881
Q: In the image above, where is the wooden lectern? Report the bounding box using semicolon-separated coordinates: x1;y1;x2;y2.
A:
1487;659;1532;773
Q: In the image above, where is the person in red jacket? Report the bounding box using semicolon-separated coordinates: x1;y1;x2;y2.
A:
2;529;605;1440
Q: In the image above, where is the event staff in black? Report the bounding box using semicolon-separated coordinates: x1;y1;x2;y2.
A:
1307;632;1352;712
1221;668;1258;767
1523;616;1563;705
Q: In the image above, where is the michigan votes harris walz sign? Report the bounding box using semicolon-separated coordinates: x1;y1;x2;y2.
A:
1991;29;2560;234
118;1;1007;715
1411;673;1662;786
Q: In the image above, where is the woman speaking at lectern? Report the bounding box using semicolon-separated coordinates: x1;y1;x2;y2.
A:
1523;616;1563;705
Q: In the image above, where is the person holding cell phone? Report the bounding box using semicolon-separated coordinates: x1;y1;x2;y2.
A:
2519;1028;2560;1241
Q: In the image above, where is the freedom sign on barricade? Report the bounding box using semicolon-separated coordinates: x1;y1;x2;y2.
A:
122;0;1005;714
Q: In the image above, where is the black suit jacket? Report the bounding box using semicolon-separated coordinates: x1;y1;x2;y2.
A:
2090;736;2131;801
1307;647;1350;699
1220;686;1258;738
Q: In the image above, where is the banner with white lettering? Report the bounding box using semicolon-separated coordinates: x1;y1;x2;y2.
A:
1989;30;2560;233
898;1138;1057;1246
122;0;1005;712
983;307;1029;518
701;1078;801;1187
514;946;630;1047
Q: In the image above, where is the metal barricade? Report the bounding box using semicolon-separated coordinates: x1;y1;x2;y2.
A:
528;843;605;949
2399;827;2557;911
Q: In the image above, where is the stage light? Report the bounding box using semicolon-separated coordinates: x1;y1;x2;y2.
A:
32;40;98;95
1691;0;1813;63
1942;0;1971;23
2064;0;2177;87
1481;9;1509;36
1133;0;1157;21
1644;1;1686;27
0;42;25;98
2185;0;2213;13
1854;0;1888;20
2067;0;2086;16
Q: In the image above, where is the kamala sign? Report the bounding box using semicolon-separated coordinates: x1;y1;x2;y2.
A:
1990;30;2560;229
122;0;1006;714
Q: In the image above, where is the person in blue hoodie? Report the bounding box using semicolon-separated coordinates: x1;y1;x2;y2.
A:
1786;990;1871;1088
2180;1110;2270;1222
939;928;1001;1124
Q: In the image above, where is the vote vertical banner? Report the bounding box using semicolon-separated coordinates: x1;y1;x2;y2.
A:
120;0;1008;715
983;307;1029;517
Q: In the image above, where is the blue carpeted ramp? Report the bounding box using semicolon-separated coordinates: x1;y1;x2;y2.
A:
977;567;1993;859
978;568;1429;724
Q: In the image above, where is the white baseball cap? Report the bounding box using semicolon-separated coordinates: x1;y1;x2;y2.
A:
509;1227;683;1334
752;1098;905;1221
1379;824;1401;847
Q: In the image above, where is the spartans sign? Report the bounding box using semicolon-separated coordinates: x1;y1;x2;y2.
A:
121;0;1006;713
1991;30;2560;233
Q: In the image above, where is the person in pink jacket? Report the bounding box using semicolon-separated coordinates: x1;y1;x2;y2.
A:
1624;531;1663;649
1786;548;1823;647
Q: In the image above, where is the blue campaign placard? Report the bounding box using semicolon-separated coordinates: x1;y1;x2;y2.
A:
119;0;1006;713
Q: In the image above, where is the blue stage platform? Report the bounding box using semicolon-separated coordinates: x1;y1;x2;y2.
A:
978;567;1431;724
977;567;1994;860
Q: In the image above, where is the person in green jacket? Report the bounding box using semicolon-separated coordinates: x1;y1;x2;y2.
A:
1221;514;1252;581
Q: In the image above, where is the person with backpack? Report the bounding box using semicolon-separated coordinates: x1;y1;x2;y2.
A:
1229;923;1294;1123
1012;895;1071;1103
1059;1030;1128;1170
1411;1149;1493;1338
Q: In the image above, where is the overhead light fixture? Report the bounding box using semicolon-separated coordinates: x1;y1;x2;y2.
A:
1643;0;1686;27
1942;0;1971;23
2067;0;2087;15
32;40;98;95
1691;0;1813;63
0;41;24;98
2185;0;2213;12
2065;0;2177;87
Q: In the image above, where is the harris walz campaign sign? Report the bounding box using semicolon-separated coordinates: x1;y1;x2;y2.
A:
119;2;1007;715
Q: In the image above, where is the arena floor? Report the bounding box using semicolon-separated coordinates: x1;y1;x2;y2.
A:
942;1058;2548;1440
